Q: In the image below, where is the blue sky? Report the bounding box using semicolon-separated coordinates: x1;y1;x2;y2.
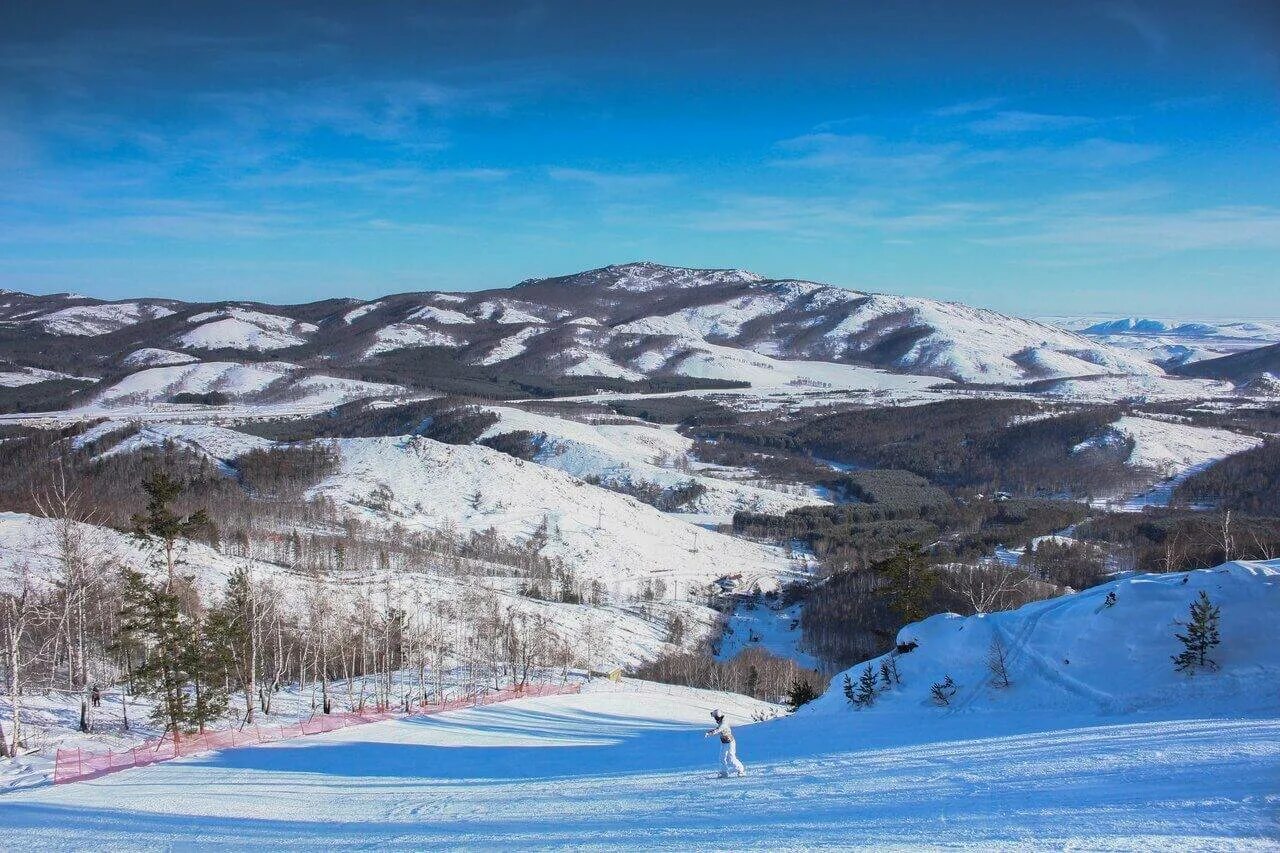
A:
1;1;1277;316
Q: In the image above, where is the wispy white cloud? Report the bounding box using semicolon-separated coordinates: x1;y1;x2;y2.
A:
547;167;676;192
968;111;1097;134
984;205;1280;252
683;194;989;239
972;138;1163;170
236;165;511;192
771;131;1160;176
932;97;1006;117
771;133;963;177
1100;2;1170;56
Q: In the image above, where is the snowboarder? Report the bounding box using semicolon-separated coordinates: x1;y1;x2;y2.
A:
704;709;745;777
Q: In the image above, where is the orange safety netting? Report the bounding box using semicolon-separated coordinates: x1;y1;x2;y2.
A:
54;682;581;784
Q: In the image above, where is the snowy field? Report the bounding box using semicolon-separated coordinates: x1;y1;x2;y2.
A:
0;678;1274;850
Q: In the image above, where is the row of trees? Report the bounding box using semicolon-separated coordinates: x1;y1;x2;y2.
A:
631;645;825;704
1;469;596;757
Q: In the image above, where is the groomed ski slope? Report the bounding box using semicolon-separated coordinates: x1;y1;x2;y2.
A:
2;563;1277;850
0;681;1274;850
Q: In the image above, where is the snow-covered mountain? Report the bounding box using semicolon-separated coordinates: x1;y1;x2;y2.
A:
1170;342;1280;387
0;265;1188;411
1047;314;1280;368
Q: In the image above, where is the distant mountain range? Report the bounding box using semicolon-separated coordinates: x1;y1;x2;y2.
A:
1047;314;1280;368
1;263;1275;411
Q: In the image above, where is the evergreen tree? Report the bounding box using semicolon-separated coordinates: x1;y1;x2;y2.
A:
880;655;902;687
787;678;819;710
930;675;957;706
121;472;221;740
875;544;939;626
853;664;878;708
987;636;1012;688
207;567;256;722
1173;590;1221;674
119;566;192;737
131;471;210;589
842;673;855;706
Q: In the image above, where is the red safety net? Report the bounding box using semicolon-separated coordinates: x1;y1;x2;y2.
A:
54;682;581;784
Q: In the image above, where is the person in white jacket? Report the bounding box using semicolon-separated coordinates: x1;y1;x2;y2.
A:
704;709;745;777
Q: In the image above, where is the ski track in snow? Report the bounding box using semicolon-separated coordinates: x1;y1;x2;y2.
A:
0;681;1275;850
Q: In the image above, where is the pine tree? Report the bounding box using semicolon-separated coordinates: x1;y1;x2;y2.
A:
131;471;210;589
987;636;1012;688
208;567;257;723
853;664;878;708
119;566;191;737
787;678;819;710
875;544;939;626
842;673;855;706
1172;590;1221;674
121;472;219;741
930;675;957;706
880;655;902;687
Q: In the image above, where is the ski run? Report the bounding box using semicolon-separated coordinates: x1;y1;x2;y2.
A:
1;561;1276;849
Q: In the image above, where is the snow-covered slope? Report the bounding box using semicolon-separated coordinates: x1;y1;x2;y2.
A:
31;302;175;336
477;406;825;521
488;264;1164;385
0;366;89;387
1079;415;1263;509
178;308;318;351
1047;315;1280;368
121;347;199;368
86;362;402;409
0;511;712;674
1108;415;1262;477
307;436;800;596
810;559;1279;719
362;324;464;358
77;422;273;464
2;668;1274;847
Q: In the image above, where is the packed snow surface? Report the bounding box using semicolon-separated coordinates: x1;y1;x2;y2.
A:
1;666;1274;848
715;597;818;670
